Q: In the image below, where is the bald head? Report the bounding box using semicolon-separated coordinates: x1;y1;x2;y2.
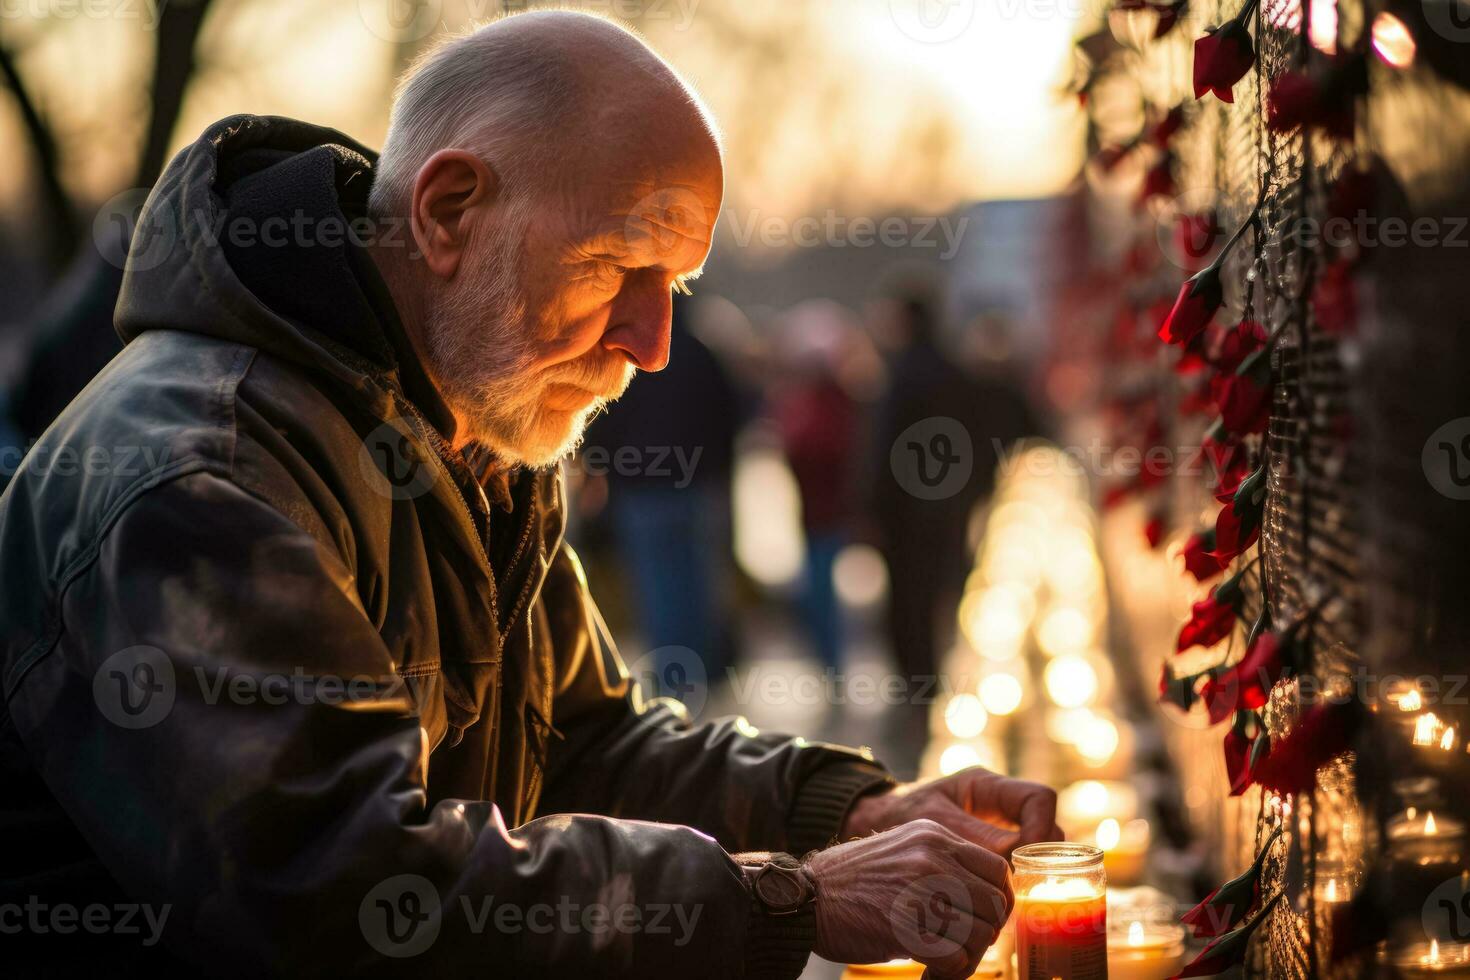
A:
365;11;724;469
369;11;719;219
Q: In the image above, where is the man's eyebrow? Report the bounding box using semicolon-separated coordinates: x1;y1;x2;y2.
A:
673;266;705;295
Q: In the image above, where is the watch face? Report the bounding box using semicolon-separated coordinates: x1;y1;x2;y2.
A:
756;866;808;911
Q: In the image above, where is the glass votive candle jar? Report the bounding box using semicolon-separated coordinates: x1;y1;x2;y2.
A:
1388;810;1467;868
1013;842;1109;980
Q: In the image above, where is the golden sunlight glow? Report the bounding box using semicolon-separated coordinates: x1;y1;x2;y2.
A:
1372;12;1418;69
1310;0;1339;54
1037;605;1094;657
944;693;990;739
1044;654;1099;708
979;670;1025;717
732;449;804;587
840;0;1085;201
1075;714;1121;764
939;742;982;776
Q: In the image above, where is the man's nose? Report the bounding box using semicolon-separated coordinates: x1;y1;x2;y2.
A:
600;279;673;372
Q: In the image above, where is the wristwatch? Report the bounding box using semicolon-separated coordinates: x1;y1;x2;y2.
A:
741;853;819;916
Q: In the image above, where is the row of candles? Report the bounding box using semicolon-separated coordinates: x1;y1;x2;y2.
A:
844;846;1185;980
846;450;1189;978
857;446;1470;976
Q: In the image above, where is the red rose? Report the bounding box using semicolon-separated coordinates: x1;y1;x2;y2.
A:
1152;105;1186;145
1266;72;1353;141
1201;629;1293;724
1145;515;1168;549
1211;463;1265;564
1217;372;1271;436
1177;570;1247;652
1213;498;1261;564
1183;529;1223;581
1157;265;1224;346
1193;8;1257;103
1212;319;1266;373
1266;56;1367;141
1139;152;1178;207
1252;700;1363;795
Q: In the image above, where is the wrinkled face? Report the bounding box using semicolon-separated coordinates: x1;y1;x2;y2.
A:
420;159;722;468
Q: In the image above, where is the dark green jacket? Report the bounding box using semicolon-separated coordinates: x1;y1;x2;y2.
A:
0;115;890;977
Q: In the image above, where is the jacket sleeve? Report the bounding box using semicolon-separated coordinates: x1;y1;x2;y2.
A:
5;470;807;979
537;544;895;858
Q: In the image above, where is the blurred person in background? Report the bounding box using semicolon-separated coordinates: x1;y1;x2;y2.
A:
580;295;742;689
773;299;864;671
869;272;1040;764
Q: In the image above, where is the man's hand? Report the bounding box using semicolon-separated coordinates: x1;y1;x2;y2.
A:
841;766;1063;858
806;819;1013;980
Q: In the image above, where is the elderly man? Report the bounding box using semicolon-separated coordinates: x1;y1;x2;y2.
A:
0;12;1058;979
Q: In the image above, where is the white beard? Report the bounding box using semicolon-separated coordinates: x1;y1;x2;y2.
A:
419;215;634;468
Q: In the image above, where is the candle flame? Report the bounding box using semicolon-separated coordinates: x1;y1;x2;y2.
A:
1025;876;1101;901
1428;939;1442;966
1128;920;1145;947
1096;817;1122;851
1415;712;1442;746
1442;727;1456;751
1399;689;1423;712
1324;878;1338;902
1408;807;1418;820
1427;812;1438;836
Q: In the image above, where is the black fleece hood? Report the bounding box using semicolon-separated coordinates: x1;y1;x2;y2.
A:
115;114;455;435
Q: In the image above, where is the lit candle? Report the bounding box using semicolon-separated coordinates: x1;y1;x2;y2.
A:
839;944;1007;979
1013;843;1108;980
1391;939;1470;977
1106;919;1187;980
1388;810;1467;868
1096;816;1151;887
1057;780;1139;839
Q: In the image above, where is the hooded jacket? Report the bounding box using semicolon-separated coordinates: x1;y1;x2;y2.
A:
0;115;892;978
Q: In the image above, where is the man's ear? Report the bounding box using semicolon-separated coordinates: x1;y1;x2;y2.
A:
409;149;500;279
